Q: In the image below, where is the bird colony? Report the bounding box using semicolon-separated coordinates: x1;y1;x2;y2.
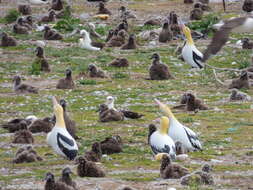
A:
0;0;253;189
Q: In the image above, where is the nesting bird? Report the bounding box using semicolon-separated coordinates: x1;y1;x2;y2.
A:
18;4;32;15
160;154;189;179
88;64;108;78
149;53;173;80
1;118;30;133
56;69;75;89
79;30;101;51
34;46;50;72
159;22;173;43
99;104;124;122
241;38;253;49
107;30;128;47
47;97;78;160
121;34;137;50
0;32;17;47
119;6;136;19
44;172;75;190
155;99;202;152
28;117;53;133
181;24;204;69
40;10;56;23
51;0;63;11
13;76;39;94
43;26;63;40
144;18;161;26
75;156;105;177
190;7;203;20
229;88;251;101
148;117;176;159
242;0;253;12
168;12;180;37
13;22;29;34
84;142;102;162
228;71;250;89
13;146;43;163
97;2;111;15
12;125;34;144
110;58;129;67
58;168;77;190
100;135;123;154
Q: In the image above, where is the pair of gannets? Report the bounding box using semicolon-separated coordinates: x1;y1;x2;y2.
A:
79;30;101;51
47;97;78;160
154;99;202;152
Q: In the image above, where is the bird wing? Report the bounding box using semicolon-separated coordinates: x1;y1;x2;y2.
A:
202;17;247;62
151;144;172;155
192;51;203;69
57;133;77;160
183;127;202;150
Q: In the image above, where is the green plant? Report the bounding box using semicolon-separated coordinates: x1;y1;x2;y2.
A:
53;17;80;32
29;60;41;75
113;72;129;79
4;9;20;23
78;79;96;85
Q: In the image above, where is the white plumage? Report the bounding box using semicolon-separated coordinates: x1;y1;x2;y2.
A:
105;96;117;111
155;99;202;152
22;0;49;5
79;30;100;51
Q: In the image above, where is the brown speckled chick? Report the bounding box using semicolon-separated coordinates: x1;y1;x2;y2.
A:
35;46;50;72
18;4;32;15
12;125;34;144
185;92;208;111
159;22;172;43
88;64;108;78
228;71;250;89
56;69;75;89
13;146;43;163
160;154;189;179
58;167;78;190
100;135;123;154
99;104;124;122
110;58;129;67
76;156;105;177
13;76;39;94
0;32;17;47
1;119;29;133
28;117;53;133
84;142;102;162
97;2;111;15
121;34;137;50
51;0;63;11
44;26;63;40
45;172;75;190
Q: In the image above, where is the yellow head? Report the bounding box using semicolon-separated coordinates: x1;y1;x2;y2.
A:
52;96;65;128
181;25;194;45
155;153;169;161
154;99;175;119
159;116;169;134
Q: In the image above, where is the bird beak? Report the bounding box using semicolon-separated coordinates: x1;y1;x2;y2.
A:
52;96;58;106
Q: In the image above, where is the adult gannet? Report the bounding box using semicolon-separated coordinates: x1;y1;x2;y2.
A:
155;99;202;152
47;97;78;160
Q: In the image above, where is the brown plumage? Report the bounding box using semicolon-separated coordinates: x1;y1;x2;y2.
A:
97;2;111;15
91;41;105;49
115;19;128;32
107;30;127;47
169;12;180;36
121;34;137;50
13;23;29;34
84;142;102;162
100;135;123;154
149;53;173;80
51;0;63;11
43;26;63;40
13;76;39;94
0;32;17;47
13;146;43;163
75;156;105;177
105;29;114;42
194;2;211;11
242;38;253;49
28;117;53;133
121;110;144;119
12;126;34;144
160;154;189;179
185;93;208;111
35;46;50;72
159;22;172;43
45;172;75;190
88;64;108;78
199;0;209;3
99;104;124;122
228;71;250;89
17;17;32;30
40;11;56;23
56;69;75;89
110;58;129;67
24;16;33;27
229;88;250;101
58;168;77;190
242;0;253;12
144;18;161;26
190;8;203;20
18;4;32;15
184;0;194;3
148;124;156;144
1;119;29;133
175;141;187;155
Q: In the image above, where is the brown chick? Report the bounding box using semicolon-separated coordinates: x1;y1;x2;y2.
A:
242;38;253;49
159;22;172;43
121;34;137;50
88;64;108;78
58;167;77;190
175;141;187;155
160;154;189;179
185;93;208;111
144;18;161;26
17;17;32;30
242;0;253;12
28;117;53;133
35;46;50;72
184;0;194;3
110;58;129;67
99;104;124;122
1;119;29;133
56;69;75;89
0;32;17;47
18;4;32;15
100;135;123;154
169;11;181;36
51;0;63;11
43;26;63;40
13;146;43;163
105;29;114;42
228;71;250;89
229;88;251;101
12;126;34;144
76;156;105;177
120;110;144;119
45;172;75;190
97;2;111;15
13;23;29;34
84;142;102;162
149;53;173;80
40;11;56;23
190;8;203;20
13;76;39;94
107;30;127;47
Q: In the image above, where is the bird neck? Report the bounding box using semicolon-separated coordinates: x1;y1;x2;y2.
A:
159;120;168;135
54;112;65;128
186;33;194;45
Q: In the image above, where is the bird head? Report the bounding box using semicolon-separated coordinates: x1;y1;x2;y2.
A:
150;53;160;61
13;75;21;85
74;156;86;165
88;64;97;72
52;96;64;119
106;96;115;105
62;167;72;176
45;172;55;182
65;69;72;77
180;24;194;45
59;99;67;111
80;29;88;37
154;99;174;119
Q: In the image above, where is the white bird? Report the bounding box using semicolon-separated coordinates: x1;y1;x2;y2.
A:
47;97;78;160
149;117;176;160
25;115;38;122
23;0;49;5
79;29;100;51
155;99;202;152
105;96;117;111
181;24;204;69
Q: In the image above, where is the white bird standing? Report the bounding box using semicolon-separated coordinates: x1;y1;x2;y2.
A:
47;97;78;160
79;29;100;51
155;99;202;152
181;24;204;69
149;116;176;160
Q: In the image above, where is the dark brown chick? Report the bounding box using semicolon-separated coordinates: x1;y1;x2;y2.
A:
228;71;250;89
242;0;253;12
190;8;203;20
40;11;56;23
100;135;123;154
144;18;161;26
43;26;63;40
88;64;108;78
35;46;50;72
45;172;75;190
13;23;29;34
159;22;172;43
56;69;75;89
121;34;137;50
0;32;17;47
58;167;77;190
12;125;34;144
13;146;43;163
13;76;39;94
110;58;129;67
107;29;127;47
242;38;253;49
18;4;32;15
121;110;144;119
1;119;29;133
28;117;53;133
97;2;111;15
185;93;208;111
99;104;124;122
51;0;63;11
84;142;102;162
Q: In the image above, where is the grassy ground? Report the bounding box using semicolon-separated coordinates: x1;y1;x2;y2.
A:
0;0;253;189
